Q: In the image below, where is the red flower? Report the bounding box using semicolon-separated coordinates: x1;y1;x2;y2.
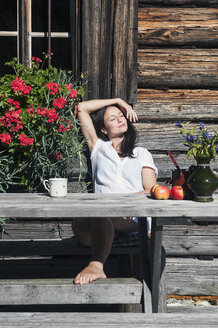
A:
53;97;67;109
58;124;67;133
54;151;62;160
19;133;34;146
35;57;42;63
47;50;53;56
8;98;20;110
31;56;42;63
36;107;47;117
26;105;35;114
0;109;23;132
1;94;5;99
65;84;78;99
46;108;58;123
10;77;31;95
45;82;59;95
68;121;74;129
0;132;12;144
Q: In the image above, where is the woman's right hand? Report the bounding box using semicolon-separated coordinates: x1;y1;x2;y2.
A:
117;98;138;123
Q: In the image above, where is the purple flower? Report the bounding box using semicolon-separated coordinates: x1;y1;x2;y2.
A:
186;135;195;143
203;131;209;140
199;122;205;130
175;121;182;128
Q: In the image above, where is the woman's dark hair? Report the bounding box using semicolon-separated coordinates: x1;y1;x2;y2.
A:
90;105;138;157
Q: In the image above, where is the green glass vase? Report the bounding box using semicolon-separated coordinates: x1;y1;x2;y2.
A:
187;155;218;202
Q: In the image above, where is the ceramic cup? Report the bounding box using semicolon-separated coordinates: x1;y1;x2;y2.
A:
43;178;68;197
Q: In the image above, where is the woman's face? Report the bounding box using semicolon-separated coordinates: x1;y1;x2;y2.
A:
101;106;128;138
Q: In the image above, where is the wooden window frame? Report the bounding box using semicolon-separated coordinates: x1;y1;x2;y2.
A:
0;0;80;75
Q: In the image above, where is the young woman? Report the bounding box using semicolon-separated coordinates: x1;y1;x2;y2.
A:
72;98;157;285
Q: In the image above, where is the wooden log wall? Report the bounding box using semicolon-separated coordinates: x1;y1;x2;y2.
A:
134;0;218;297
135;0;218;181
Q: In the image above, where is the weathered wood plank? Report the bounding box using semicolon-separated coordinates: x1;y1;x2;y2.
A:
163;225;218;256
139;0;218;5
138;49;218;88
138;8;218;46
98;0;115;99
0;193;218;218
0;312;218;328
134;89;218;122
81;0;138;103
112;0;138;103
0;278;142;305
81;0;101;99
166;257;218;295
135;122;218;152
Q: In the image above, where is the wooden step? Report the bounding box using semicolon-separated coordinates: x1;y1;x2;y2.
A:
0;278;142;306
0;312;217;327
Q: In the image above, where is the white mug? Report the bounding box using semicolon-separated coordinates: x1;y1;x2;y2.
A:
43;178;68;197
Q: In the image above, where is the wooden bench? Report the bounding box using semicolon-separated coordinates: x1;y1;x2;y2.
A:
0;278;142;306
0;312;217;327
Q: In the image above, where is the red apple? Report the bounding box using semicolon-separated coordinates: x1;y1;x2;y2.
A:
150;184;159;198
153;185;170;200
170;186;185;200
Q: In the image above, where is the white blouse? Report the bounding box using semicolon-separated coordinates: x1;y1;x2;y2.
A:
91;138;158;194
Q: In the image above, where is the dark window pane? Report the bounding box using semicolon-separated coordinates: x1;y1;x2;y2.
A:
32;38;72;70
0;0;17;31
32;0;70;32
0;37;17;76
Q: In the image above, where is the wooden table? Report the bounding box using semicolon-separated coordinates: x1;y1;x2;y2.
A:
0;193;218;313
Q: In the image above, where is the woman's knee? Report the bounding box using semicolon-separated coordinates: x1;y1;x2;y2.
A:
111;217;138;234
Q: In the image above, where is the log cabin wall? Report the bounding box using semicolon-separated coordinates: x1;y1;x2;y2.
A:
135;0;218;298
136;0;218;181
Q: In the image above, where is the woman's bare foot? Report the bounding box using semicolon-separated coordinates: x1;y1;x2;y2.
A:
73;261;107;285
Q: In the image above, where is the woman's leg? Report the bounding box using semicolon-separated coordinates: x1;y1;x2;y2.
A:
72;217;114;285
72;217;138;285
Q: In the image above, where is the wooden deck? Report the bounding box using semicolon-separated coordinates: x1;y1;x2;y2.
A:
0;312;217;327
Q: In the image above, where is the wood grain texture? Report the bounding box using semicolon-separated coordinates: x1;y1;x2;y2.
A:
135;122;218;152
138;48;218;88
138;8;218;46
0;193;218;218
135;89;218;121
139;0;218;5
0;312;218;327
81;0;138;103
166;257;218;295
81;0;101;99
112;0;138;103
163;225;218;256
0;278;142;305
